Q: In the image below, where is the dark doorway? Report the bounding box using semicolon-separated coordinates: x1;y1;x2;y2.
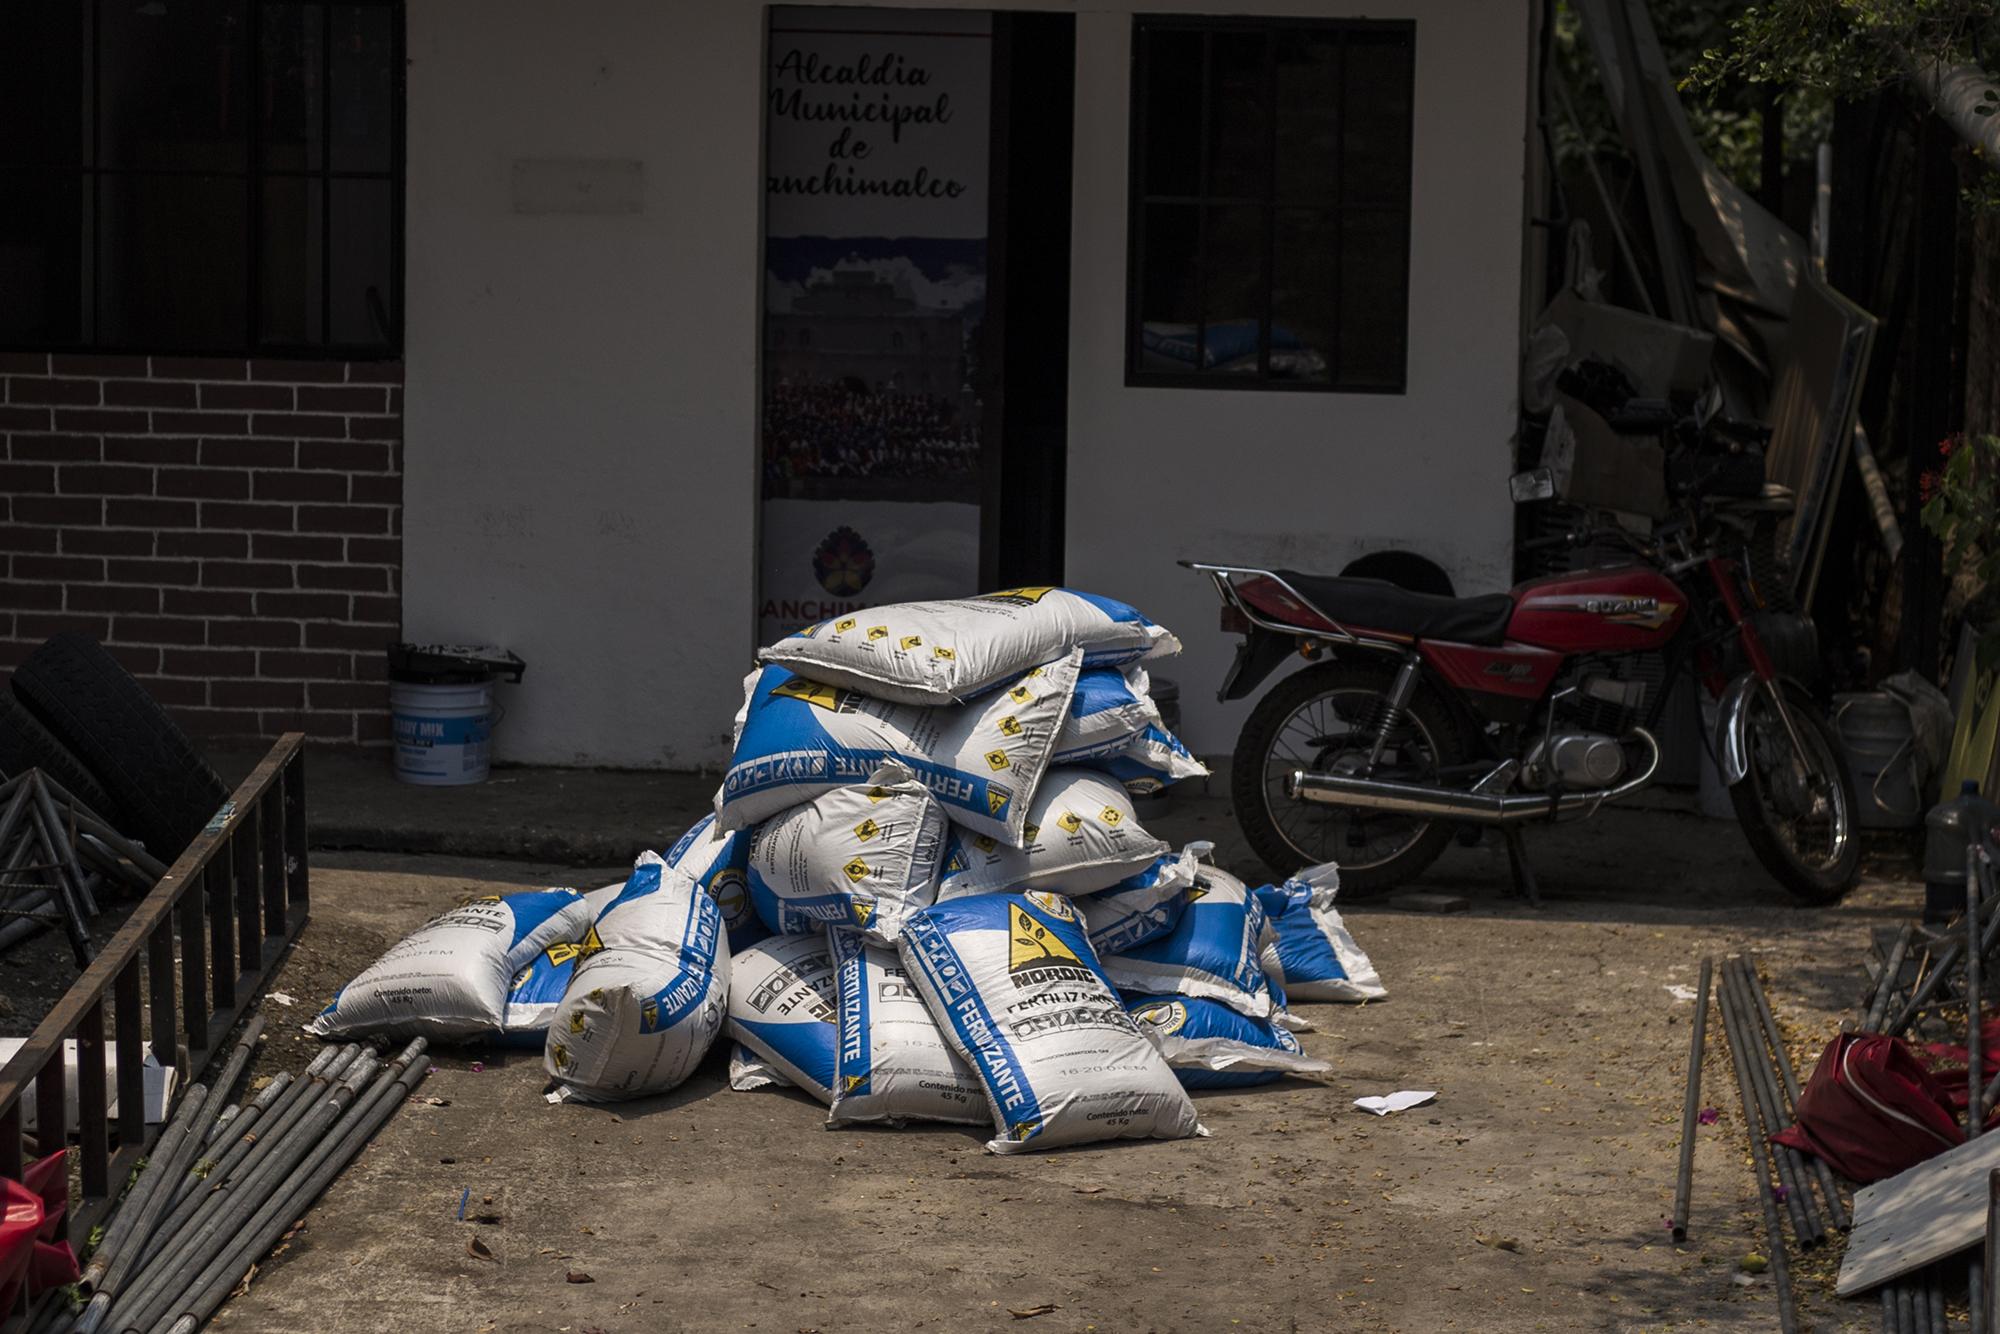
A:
979;12;1075;589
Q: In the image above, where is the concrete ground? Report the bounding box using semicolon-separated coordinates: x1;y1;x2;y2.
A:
192;750;1924;1333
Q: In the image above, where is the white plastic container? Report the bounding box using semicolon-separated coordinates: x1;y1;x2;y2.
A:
391;679;495;786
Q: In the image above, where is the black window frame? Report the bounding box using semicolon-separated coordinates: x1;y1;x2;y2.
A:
0;0;406;360
1124;14;1415;394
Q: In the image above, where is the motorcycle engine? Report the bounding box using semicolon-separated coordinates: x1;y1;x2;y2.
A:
1522;667;1646;791
1523;732;1626;790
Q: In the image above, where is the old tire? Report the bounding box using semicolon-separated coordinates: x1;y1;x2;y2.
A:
10;634;227;861
0;692;120;821
1231;660;1465;896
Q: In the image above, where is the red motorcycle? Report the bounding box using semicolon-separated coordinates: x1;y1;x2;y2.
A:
1188;408;1859;905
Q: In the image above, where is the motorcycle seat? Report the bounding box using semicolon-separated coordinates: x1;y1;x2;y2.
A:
1274;571;1515;645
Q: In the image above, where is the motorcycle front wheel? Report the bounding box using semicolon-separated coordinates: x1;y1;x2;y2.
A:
1231;661;1465;896
1726;685;1860;904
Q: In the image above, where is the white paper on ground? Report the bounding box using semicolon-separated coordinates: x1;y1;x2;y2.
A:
1353;1090;1436;1116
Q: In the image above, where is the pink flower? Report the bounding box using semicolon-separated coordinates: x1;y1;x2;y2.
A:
1698;1107;1720;1125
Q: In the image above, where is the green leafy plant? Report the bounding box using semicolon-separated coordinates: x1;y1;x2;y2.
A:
1922;432;2000;662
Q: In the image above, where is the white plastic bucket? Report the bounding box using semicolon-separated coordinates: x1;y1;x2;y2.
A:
391;679;496;786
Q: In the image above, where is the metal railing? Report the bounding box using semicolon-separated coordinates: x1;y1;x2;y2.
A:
0;734;308;1253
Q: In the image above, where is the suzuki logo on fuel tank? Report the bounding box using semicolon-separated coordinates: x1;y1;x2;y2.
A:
1534;593;1678;630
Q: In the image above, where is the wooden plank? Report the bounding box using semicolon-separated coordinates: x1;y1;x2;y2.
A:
1838;1129;2000;1294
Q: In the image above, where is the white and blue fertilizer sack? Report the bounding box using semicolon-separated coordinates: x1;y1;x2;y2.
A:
1089;724;1208;796
666;813;768;952
1100;861;1299;1026
1254;863;1386;1003
1126;996;1331;1089
1052;667;1163;762
1053;668;1208;795
827;930;984;1127
759;586;1178;707
747;768;946;943
717;653;1081;846
498;880;626;1047
726;934;839;1104
728;1041;790;1091
1076;848;1200;956
898;890;1203;1154
308;887;592;1042
938;767;1169;899
544;855;730;1103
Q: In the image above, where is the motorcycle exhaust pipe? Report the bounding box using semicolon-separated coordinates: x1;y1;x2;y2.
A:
1287;728;1661;825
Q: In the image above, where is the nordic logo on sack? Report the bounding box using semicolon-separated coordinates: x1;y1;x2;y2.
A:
1007;901;1094;990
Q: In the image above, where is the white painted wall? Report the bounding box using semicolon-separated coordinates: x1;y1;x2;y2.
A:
402;0;1529;768
403;2;766;767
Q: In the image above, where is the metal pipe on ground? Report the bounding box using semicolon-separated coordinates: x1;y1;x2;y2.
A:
107;1057;381;1331
29;774;97;917
143;1041;431;1334
202;1107;238;1148
1718;982;1800;1333
1722;964;1823;1246
1930;1268;1947;1333
1739;958;1850;1230
1988;1169;2000;1334
83;1018;265;1304
1973;845;1988;1138
25;815;91;967
35;775;170;882
73;835;157;896
138;1047;359;1271
168;1072;294;1208
1896;1283;1916;1333
177;1076;293;1205
1672;957;1712;1242
69;1081;209;1332
1868;925;1916;1033
1894;932;1971;1037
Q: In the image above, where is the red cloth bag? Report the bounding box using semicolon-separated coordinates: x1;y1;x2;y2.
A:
1773;1033;1966;1183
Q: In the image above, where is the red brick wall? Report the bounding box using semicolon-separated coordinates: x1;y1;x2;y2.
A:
0;353;403;748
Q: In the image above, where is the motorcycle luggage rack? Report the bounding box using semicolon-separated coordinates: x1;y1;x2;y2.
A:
1179;561;1408;652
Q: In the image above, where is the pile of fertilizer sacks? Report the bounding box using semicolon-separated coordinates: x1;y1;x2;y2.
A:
308;588;1384;1154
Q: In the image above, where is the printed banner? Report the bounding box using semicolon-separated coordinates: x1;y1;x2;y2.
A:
757;498;980;649
760;7;990;642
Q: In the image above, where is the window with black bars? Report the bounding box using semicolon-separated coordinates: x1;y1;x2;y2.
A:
1127;16;1414;391
0;0;403;357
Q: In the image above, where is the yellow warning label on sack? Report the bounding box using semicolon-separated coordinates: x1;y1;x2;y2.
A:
551;1042;570;1069
973;834;997;853
642;1000;659;1029
997;715;1023;737
986;785;1012;815
900;634;923;650
1057;810;1082;834
1100;806;1123;826
985;750;1010;771
773;677;847;712
851;898;875;928
843;858;871;883
1008;902;1083;974
853;818;880;843
981;587;1057;605
1021;822;1040;843
866;786;891;803
843;1074;867;1093
868;625;889;641
1187;883;1209;901
835;617;857;632
933;646;956;660
568;1010;587;1035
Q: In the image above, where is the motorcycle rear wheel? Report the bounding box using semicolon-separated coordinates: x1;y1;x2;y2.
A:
1231;661;1465;896
1726;685;1859;904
